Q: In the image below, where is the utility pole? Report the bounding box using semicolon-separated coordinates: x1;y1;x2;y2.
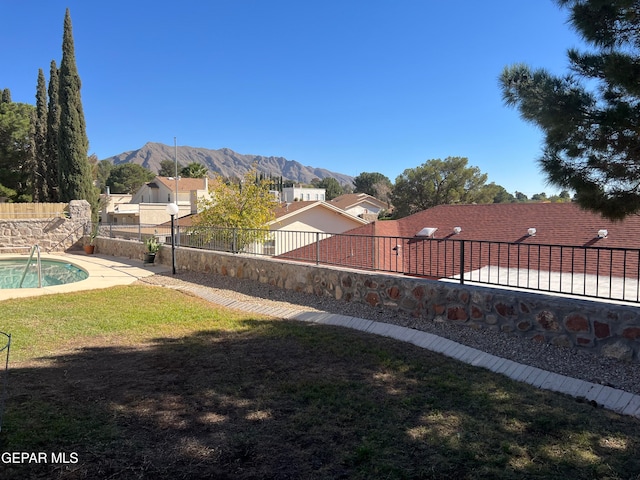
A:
174;137;178;202
174;137;180;242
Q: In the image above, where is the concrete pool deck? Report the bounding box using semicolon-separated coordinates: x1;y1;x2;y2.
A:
0;252;170;301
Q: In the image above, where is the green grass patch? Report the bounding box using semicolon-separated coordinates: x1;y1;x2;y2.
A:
1;285;252;362
0;284;639;479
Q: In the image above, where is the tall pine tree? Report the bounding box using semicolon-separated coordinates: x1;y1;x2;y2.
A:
33;69;48;202
57;8;94;210
501;0;640;220
45;60;60;202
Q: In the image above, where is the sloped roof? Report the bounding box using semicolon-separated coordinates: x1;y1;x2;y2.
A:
272;201;368;225
356;203;640;248
330;193;387;211
272;201;319;218
156;201;368;228
158;213;196;227
154;176;207;192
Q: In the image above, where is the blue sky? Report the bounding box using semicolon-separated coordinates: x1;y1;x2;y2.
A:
3;1;585;196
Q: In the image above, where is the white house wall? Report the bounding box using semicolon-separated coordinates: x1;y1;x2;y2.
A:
281;187;326;202
139;204;192;225
269;207;363;255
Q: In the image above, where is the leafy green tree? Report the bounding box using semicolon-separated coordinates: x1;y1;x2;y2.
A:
106;163;155;194
353;172;392;201
489;184;516;203
314;177;343;200
45;60;60;201
57;8;94;212
180;162;208;178
0;183;16;200
548;190;572;202
1;89;11;104
514;191;529;202
500;0;640;220
96;160;113;192
158;159;181;177
0;100;34;201
33;69;48;202
391;157;492;218
531;192;548;202
195;168;278;251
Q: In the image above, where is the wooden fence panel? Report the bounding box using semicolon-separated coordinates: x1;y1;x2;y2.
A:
0;203;68;219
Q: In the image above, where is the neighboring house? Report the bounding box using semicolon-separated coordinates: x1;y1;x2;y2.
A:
281;186;325;202
102;176;211;225
375;202;640;248
279;202;640;292
98;193;133;223
167;200;368;255
330;193;389;220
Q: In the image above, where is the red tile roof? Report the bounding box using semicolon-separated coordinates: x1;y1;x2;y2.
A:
356;202;640;249
155;176;207;192
279;202;640;279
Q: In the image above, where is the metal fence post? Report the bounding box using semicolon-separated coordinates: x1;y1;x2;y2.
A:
372;235;376;270
316;232;320;265
459;240;465;285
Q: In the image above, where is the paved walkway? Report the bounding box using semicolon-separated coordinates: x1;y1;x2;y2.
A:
2;253;639;419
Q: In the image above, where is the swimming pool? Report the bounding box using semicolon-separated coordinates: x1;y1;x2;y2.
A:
0;258;88;289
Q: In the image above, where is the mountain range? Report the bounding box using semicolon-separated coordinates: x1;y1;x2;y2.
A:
101;142;355;186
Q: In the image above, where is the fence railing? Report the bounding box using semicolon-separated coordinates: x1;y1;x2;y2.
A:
100;223;640;303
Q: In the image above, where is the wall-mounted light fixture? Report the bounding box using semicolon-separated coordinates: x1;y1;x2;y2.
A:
452;226;462;235
597;229;608;238
527;227;537;236
416;227;438;238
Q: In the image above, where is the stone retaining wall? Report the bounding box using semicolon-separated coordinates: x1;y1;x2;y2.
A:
0;201;91;253
93;237;640;363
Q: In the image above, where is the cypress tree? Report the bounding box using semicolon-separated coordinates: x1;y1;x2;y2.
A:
33;69;48;202
45;60;60;201
1;89;11;104
57;8;94;210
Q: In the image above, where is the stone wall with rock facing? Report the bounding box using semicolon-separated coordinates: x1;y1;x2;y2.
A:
0;200;91;253
93;236;640;363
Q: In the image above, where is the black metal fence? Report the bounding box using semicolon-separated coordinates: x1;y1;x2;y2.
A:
101;223;640;303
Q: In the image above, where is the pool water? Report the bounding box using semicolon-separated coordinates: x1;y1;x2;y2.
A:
0;259;88;289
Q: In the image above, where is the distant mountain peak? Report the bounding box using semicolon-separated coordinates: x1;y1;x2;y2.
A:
101;143;354;186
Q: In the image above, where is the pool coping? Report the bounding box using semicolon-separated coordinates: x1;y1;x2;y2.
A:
0;252;170;301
